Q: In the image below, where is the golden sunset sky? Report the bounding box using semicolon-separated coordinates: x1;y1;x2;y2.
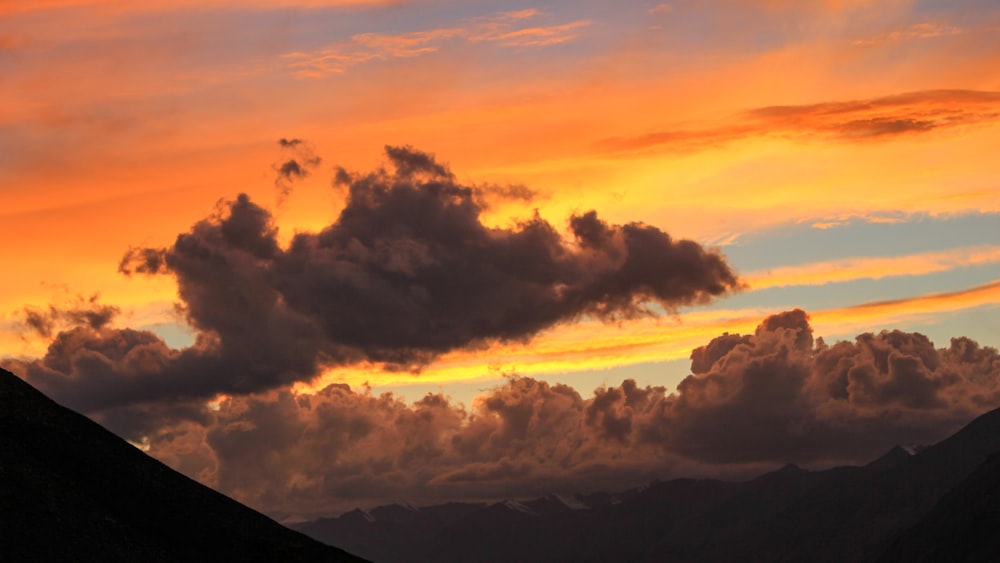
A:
3;0;1000;516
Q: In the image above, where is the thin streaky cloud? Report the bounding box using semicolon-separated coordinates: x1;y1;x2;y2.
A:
284;10;591;77
596;89;1000;154
481;21;591;47
852;21;966;46
746;245;1000;290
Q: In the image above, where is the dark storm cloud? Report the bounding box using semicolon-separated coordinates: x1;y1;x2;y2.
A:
164;144;735;368
288;150;737;363
10;145;739;415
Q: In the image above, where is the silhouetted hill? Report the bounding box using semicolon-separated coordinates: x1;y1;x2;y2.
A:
877;451;1000;562
0;368;365;562
296;407;1000;563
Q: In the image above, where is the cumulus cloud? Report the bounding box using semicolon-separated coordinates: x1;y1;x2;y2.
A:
653;310;1000;464
139;377;685;517
6;145;738;415
102;310;1000;518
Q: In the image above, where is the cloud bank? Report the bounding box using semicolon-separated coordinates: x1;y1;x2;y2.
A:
138;309;1000;517
8;301;999;517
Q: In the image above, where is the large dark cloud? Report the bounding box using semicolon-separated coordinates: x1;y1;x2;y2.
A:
6;145;739;414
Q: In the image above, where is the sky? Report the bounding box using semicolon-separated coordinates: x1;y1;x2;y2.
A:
2;0;1000;520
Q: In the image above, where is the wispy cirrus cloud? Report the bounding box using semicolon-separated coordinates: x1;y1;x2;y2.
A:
283;9;591;77
852;21;967;47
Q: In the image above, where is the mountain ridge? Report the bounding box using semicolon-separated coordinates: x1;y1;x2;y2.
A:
0;367;365;562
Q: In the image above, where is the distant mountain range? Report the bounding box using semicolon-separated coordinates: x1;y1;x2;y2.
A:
6;361;1000;563
296;406;1000;563
0;367;365;562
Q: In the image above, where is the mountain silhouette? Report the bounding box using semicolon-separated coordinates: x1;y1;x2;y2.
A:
0;367;365;562
296;406;1000;563
877;450;1000;562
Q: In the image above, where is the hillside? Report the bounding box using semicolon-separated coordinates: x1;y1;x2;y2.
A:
0;367;365;562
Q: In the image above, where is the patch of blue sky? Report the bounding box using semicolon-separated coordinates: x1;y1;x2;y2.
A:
911;304;1000;349
140;322;196;350
719;212;1000;272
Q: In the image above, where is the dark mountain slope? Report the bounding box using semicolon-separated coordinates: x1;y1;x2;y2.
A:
643;407;1000;562
877;451;1000;563
0;367;365;562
